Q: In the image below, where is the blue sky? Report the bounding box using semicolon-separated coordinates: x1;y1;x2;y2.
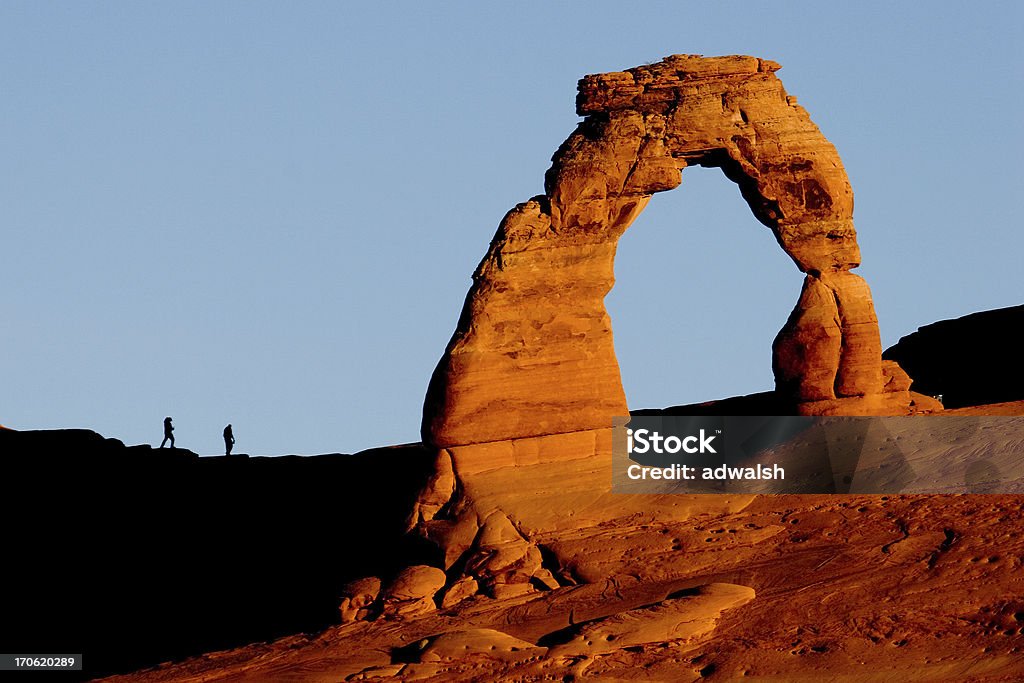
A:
2;2;1021;455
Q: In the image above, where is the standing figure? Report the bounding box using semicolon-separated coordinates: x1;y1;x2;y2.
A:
224;424;235;456
160;417;175;448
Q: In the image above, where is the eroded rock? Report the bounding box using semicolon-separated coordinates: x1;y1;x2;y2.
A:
773;274;842;401
439;576;479;609
424;54;910;450
404;449;455;531
547;582;756;660
338;576;381;623
882;360;912;393
379;565;446;620
464;511;554;597
415;628;546;663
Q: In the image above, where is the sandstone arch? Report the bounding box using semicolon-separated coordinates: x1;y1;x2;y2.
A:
423;55;920;450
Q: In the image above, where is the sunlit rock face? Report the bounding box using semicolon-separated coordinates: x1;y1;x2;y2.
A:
423;55;911;450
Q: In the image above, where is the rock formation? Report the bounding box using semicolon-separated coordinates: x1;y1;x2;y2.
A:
100;489;1024;682
408;55;946;587
378;565;447;620
423;54;921;452
462;510;560;598
884;305;1024;408
412;628;547;665
338;577;381;623
546;583;756;663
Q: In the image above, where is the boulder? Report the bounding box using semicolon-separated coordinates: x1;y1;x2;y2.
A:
338;577;381;624
464;511;549;597
379;566;446;620
439;576;479;609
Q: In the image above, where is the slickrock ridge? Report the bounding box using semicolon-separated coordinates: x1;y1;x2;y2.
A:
0;428;437;680
423;54;918;451
546;583;756;661
884;305;1024;408
101;492;1024;682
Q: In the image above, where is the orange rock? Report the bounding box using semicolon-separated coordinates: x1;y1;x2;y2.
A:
882;360;913;393
415;628;547;664
423;54;905;449
379;566;446;620
439;576;479;609
404;449;455;530
795;391;940;416
338;577;381;624
773;275;842;401
464;511;546;597
823;271;884;396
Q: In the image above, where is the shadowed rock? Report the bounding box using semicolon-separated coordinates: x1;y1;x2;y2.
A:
884;305;1024;408
0;428;436;680
339;577;382;623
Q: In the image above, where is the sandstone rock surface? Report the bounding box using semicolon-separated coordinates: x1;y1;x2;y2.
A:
463;511;552;597
103;488;1024;682
439;576;478;609
415;628;546;663
379;565;446;620
404;449;455;531
547;582;755;661
423;54;907;450
338;577;381;623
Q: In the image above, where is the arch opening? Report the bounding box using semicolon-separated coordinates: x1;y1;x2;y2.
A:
606;164;796;412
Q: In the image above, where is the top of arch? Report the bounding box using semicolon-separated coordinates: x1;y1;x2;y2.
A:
578;54;783;115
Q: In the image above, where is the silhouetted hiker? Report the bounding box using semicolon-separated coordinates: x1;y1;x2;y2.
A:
160;417;175;448
224;424;235;456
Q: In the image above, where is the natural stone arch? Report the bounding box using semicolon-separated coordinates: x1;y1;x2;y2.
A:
423;55;918;449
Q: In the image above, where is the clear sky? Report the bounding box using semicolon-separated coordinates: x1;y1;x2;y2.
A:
3;2;1021;455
